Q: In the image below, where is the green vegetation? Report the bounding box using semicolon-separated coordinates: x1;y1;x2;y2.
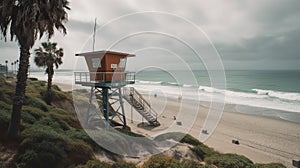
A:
24;95;48;112
141;155;180;168
0;76;94;167
0;76;287;168
255;163;286;168
141;155;206;168
0;101;11;135
204;153;254;168
0;0;70;139
154;132;201;146
76;160;136;168
192;144;217;160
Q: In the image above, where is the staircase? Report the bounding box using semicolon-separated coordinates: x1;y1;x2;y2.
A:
123;87;160;126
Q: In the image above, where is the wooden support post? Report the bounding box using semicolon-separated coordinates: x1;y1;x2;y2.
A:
118;88;126;127
102;87;109;129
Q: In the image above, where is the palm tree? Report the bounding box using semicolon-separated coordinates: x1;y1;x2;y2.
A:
11;62;13;74
5;60;8;76
0;0;70;139
34;42;64;105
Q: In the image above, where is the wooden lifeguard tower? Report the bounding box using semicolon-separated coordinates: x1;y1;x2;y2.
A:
74;50;160;128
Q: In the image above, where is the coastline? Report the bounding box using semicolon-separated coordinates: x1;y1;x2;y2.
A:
55;82;300;167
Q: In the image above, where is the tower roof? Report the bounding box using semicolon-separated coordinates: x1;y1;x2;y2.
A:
75;50;135;57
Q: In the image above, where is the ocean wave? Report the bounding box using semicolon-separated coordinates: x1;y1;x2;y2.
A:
183;84;193;88
161;81;182;87
252;89;300;101
136;79;199;88
226;90;266;99
198;86;224;94
136;80;163;85
198;86;265;99
137;80;185;87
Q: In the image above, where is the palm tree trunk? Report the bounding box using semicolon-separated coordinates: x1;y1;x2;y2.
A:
46;65;54;105
7;47;30;139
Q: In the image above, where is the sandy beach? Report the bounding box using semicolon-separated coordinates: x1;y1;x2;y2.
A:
124;95;300;168
57;82;300;167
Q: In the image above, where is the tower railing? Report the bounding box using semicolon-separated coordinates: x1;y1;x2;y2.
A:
74;72;135;85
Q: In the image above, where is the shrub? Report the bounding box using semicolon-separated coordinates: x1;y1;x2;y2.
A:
35;117;70;131
67;130;100;150
17;150;41;168
26;80;46;97
40;88;70;101
21;112;36;125
49;110;81;129
112;162;136;168
0;91;13;103
0;75;5;83
19;141;66;168
18;124;94;168
22;106;47;120
204;153;255;168
0;109;10;132
0;84;14;103
154;132;201;146
180;159;205;168
24;95;48;112
180;134;201;146
18;126;68;168
76;160;112;168
52;84;62;91
255;163;286;168
65;140;94;165
141;155;180;168
192;144;216;160
50;107;69;115
0;101;11;111
0;101;10;132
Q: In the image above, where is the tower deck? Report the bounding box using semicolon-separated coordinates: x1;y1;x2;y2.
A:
74;71;135;88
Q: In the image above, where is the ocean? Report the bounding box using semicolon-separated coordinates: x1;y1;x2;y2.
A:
29;69;300;123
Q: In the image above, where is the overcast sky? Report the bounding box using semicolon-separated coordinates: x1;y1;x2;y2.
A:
1;0;300;70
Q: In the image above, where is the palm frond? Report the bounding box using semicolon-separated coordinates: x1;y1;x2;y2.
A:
0;0;70;48
34;41;64;73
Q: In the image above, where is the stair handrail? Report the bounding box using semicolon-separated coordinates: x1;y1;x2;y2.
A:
124;87;158;120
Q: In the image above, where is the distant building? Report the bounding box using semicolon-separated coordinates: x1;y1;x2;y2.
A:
0;64;8;74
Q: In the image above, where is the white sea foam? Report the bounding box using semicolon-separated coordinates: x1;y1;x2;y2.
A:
198;86;218;93
183;84;193;88
136;80;162;85
252;89;300;101
225;90;267;99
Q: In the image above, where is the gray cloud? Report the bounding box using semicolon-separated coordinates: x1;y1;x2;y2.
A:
1;0;300;70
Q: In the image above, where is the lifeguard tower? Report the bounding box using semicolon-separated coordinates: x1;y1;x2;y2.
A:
74;50;160;128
